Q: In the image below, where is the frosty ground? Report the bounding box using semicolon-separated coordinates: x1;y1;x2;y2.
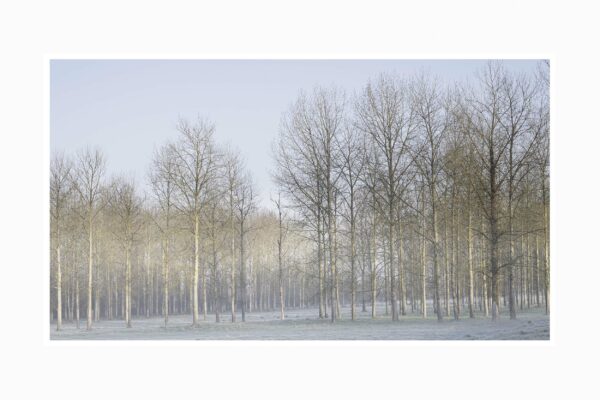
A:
50;304;549;340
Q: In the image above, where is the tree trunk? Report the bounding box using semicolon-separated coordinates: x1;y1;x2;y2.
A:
453;206;460;320
444;216;450;318
192;213;200;327
107;263;112;320
398;221;406;316
535;235;541;308
361;262;366;313
350;204;356;320
370;219;377;319
490;159;500;321
431;195;442;322
75;275;80;329
508;190;517;320
240;220;246;322
421;210;427;318
467;209;475;318
317;215;324;319
327;194;337;323
213;238;220;323
163;237;169;327
278;204;285;320
202;259;207;321
125;247;132;328
388;206;397;321
543;194;550;315
56;240;62;331
145;245;151;318
333;204;340;320
86;215;93;330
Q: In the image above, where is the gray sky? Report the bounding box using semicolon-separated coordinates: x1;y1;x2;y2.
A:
51;59;539;209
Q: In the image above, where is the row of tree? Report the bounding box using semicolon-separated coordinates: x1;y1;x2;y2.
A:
273;61;549;322
51;119;301;330
50;61;549;330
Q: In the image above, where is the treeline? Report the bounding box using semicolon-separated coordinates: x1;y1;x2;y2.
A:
50;121;308;330
50;61;549;330
273;61;549;322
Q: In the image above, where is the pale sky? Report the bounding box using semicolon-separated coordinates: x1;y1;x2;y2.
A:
50;59;540;209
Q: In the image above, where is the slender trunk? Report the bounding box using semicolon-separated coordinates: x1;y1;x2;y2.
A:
421;205;427;318
490;156;500;320
508;185;517;320
398;222;406;316
231;213;236;323
94;259;100;321
431;195;442;322
75;275;80;329
479;215;488;316
66;273;72;322
361;261;366;313
56;238;62;331
389;205;397;321
333;203;340;320
202;258;207;321
522;227;528;309
317;213;324;319
323;217;328;319
240;220;246;322
467;209;475;318
453;207;460;320
115;275;119;318
86;214;93;330
278;203;284;320
444;213;450;317
370;219;377;318
192;213;200;327
535;235;541;307
327;193;336;323
316;180;324;319
383;238;388;316
350;210;356;320
213;231;220;323
543;187;550;315
144;246;150;318
163;236;169;327
125;246;132;328
107;263;112;320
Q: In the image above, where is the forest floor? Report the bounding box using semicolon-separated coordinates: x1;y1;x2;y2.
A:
50;303;549;340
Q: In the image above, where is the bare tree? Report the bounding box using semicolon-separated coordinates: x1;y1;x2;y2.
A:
107;176;144;327
311;88;345;322
337;125;366;320
72;148;106;330
274;92;324;319
533;62;550;314
149;144;176;327
274;87;345;321
223;148;242;322
50;153;73;330
499;71;539;319
235;171;256;322
169;118;217;327
273;192;289;320
204;185;226;323
356;74;415;321
410;75;450;321
460;62;513;320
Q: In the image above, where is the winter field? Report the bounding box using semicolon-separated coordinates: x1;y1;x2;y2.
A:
50;304;549;340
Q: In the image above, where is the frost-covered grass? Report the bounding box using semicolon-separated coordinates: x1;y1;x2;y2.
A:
50;304;549;340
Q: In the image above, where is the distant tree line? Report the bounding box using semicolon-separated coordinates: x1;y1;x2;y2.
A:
50;61;549;330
